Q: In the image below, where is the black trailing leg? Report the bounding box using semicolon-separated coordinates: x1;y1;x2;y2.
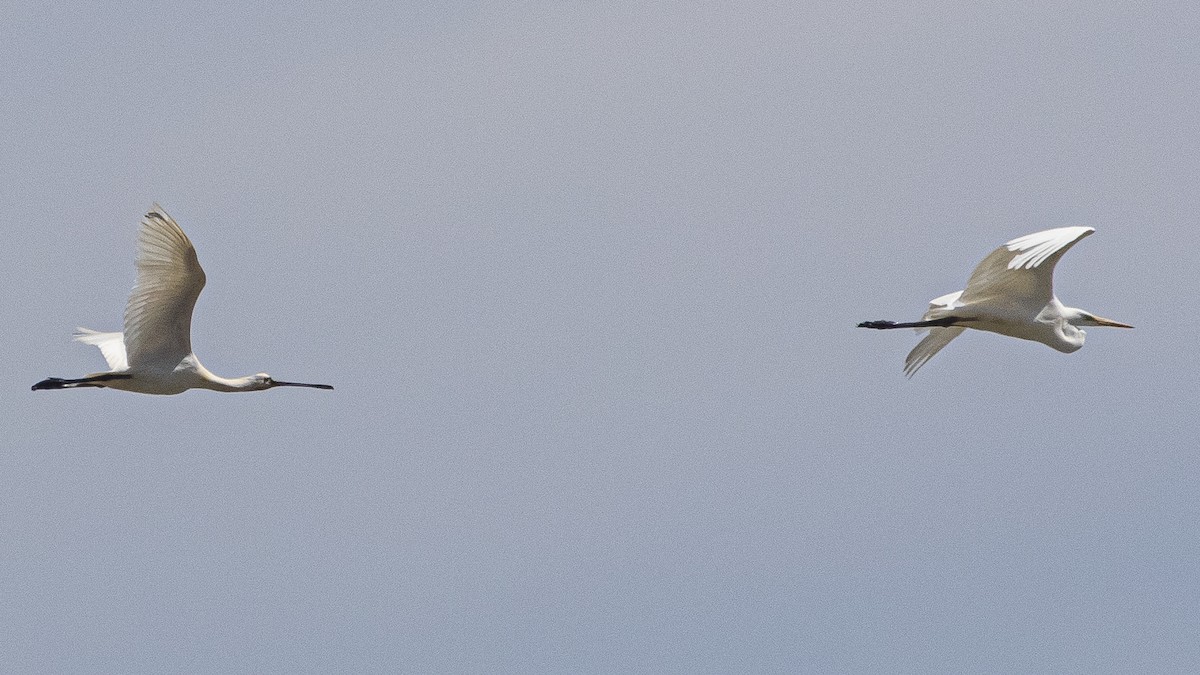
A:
857;317;969;330
31;373;132;391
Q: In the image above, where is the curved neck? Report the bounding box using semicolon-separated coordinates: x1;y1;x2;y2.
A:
200;375;260;392
192;361;261;392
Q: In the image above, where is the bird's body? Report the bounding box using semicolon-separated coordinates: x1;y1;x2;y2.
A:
33;206;333;394
859;226;1132;376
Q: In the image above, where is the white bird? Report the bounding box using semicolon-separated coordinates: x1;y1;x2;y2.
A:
859;226;1132;376
33;206;333;394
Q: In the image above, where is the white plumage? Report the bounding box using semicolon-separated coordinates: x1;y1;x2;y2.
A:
72;328;128;371
33;206;333;395
860;227;1132;376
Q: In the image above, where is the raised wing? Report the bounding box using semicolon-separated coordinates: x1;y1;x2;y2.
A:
957;226;1094;308
122;206;206;369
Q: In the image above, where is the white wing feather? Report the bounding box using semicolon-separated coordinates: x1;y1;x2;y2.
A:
904;327;964;377
958;226;1093;307
73;328;129;371
122;206;206;370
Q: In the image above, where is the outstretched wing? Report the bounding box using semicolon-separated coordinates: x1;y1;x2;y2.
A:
122;206;206;369
957;226;1093;308
904;327;964;377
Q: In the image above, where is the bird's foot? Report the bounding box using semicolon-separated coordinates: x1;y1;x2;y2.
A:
31;377;68;391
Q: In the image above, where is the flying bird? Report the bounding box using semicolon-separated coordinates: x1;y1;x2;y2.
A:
858;226;1132;376
32;206;334;394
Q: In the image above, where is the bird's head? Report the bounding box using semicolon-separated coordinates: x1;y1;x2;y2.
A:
249;373;334;391
1068;309;1134;329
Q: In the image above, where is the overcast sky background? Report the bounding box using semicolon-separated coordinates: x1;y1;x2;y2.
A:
3;1;1198;672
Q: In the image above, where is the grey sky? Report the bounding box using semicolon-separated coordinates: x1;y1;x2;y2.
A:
4;1;1198;671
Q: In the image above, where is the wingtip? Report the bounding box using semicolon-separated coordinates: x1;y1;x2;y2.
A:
1003;226;1096;270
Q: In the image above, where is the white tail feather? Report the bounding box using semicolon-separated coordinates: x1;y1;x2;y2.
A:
73;328;129;371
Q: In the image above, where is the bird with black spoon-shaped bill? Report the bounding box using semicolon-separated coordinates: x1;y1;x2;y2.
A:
32;206;334;394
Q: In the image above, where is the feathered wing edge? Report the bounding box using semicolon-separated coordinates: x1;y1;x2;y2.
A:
904;327;965;377
122;205;206;369
959;227;1094;306
1003;226;1094;270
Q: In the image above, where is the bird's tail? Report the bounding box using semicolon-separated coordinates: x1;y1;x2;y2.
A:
73;328;129;371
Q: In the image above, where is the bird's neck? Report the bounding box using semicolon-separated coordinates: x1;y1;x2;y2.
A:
192;362;261;392
201;375;260;392
1061;305;1088;325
